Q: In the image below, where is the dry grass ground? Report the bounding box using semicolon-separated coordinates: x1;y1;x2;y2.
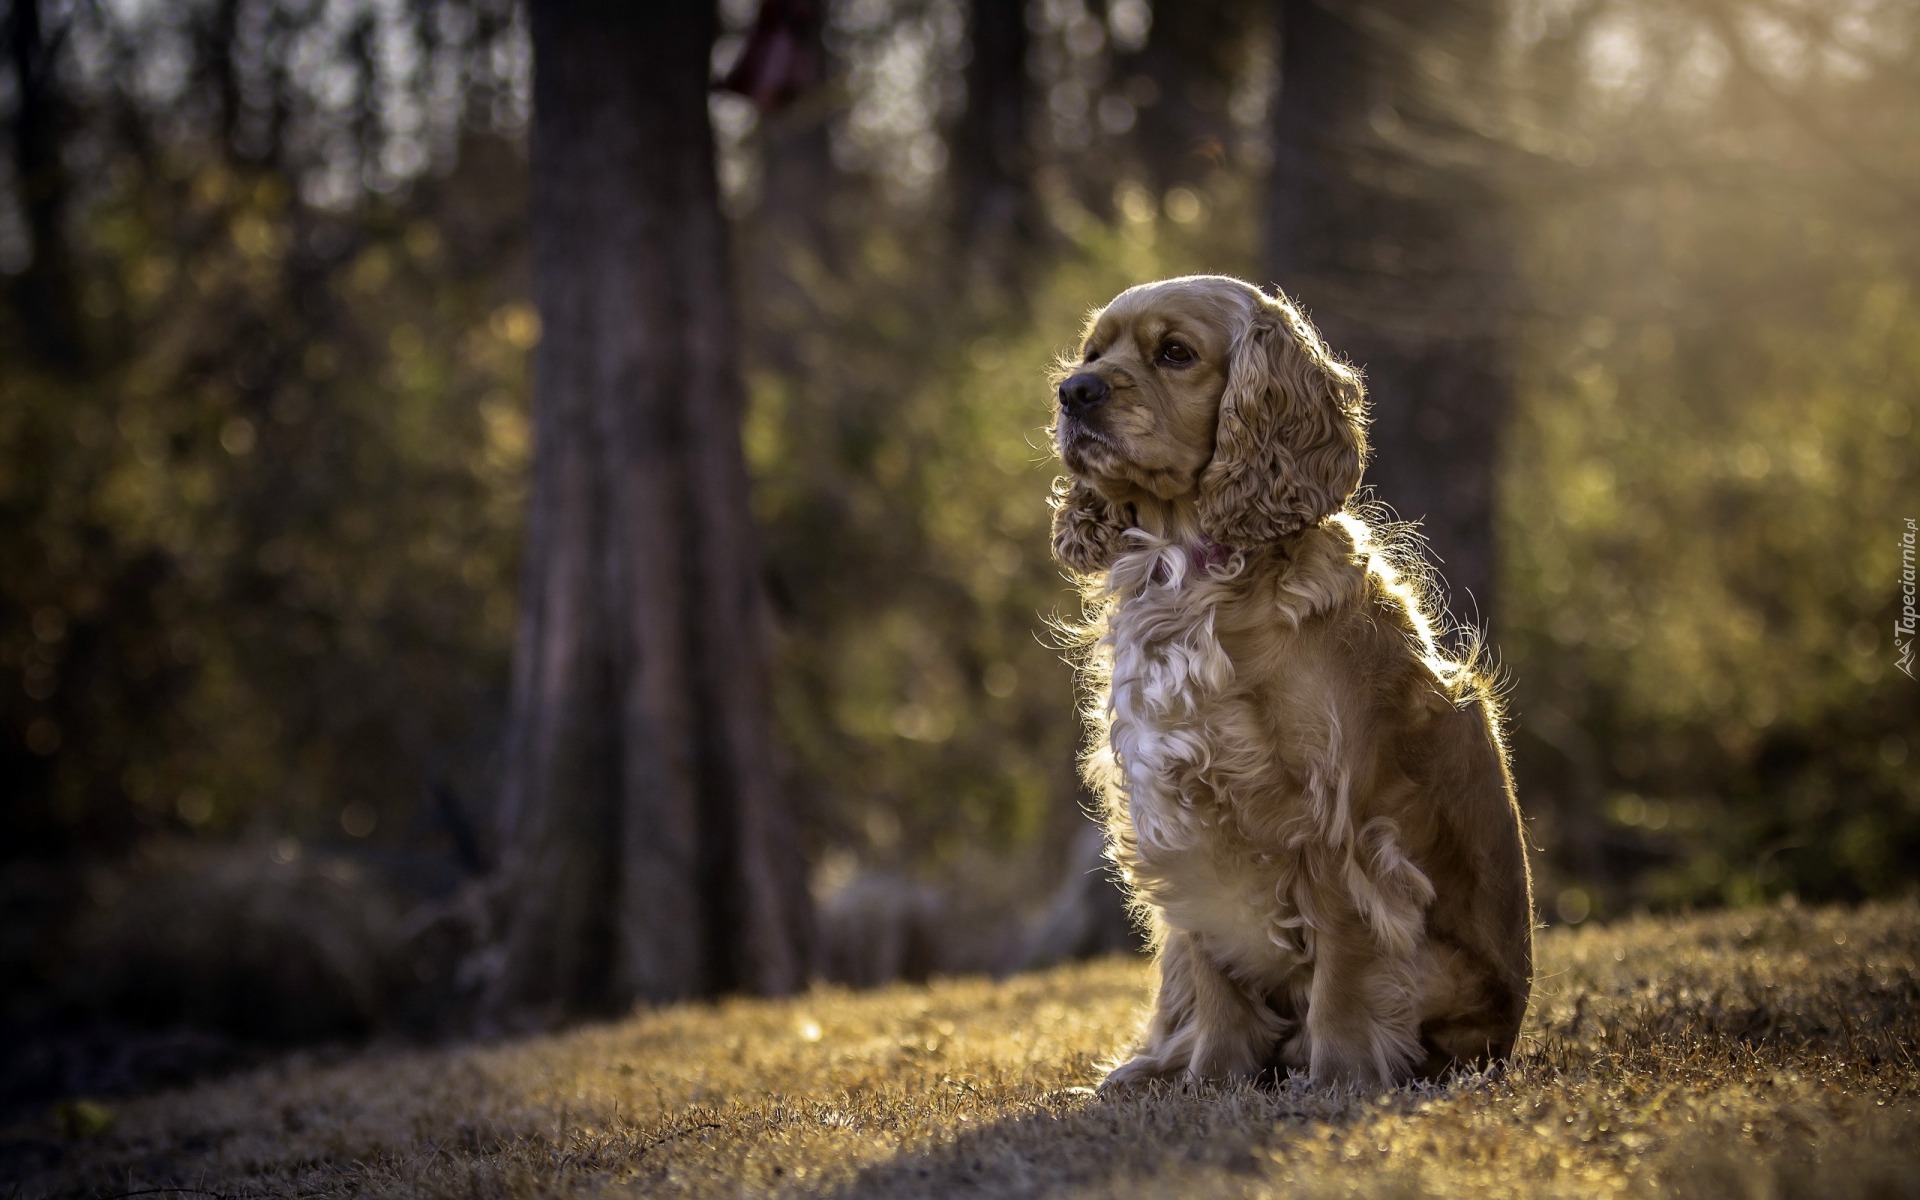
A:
9;899;1920;1199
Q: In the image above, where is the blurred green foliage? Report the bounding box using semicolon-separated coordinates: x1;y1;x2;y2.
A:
1500;2;1920;909
1;146;532;854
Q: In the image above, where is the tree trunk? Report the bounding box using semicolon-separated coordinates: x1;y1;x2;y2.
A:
1266;0;1513;621
6;0;83;373
486;0;809;1017
1110;0;1256;194
950;0;1037;286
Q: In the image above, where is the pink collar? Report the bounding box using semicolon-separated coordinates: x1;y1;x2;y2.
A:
1189;536;1233;574
1151;536;1233;586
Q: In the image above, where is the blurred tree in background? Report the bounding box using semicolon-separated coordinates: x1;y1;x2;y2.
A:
481;0;808;1017
1268;0;1516;618
1;0;1915;1036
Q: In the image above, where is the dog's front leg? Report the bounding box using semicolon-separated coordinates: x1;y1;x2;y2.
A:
1103;931;1282;1090
1303;912;1421;1088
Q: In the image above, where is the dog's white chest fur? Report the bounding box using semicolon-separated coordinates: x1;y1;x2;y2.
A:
1103;550;1306;984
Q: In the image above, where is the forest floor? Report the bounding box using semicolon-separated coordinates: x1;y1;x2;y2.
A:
8;899;1920;1200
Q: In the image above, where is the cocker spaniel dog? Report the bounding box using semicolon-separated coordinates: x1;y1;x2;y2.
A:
1050;275;1534;1090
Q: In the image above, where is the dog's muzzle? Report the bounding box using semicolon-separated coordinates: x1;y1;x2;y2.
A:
1058;372;1110;420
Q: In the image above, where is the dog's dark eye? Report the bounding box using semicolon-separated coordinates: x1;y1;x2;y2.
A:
1159;341;1194;366
1084;346;1100;362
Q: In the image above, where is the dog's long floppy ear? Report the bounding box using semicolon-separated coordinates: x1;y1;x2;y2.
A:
1050;477;1129;575
1196;293;1368;548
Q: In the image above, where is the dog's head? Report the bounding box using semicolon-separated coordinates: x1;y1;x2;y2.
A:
1050;275;1368;574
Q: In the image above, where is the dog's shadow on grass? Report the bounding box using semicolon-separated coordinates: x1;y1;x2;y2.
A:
819;1077;1398;1200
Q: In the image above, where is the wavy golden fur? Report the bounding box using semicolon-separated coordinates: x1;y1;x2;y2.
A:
1049;276;1533;1089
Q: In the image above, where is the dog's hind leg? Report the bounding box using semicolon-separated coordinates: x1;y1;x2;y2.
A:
1408;936;1528;1079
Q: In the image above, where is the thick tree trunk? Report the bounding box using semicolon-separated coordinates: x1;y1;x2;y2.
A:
486;0;808;1017
950;0;1037;284
1110;0;1257;194
6;0;83;373
1267;0;1513;621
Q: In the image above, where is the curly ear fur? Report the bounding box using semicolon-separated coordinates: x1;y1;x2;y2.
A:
1051;477;1129;575
1197;295;1368;548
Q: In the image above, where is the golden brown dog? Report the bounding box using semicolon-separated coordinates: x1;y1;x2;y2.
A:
1050;275;1533;1089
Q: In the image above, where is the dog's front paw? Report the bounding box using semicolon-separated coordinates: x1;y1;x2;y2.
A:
1098;1053;1176;1094
1307;1037;1391;1091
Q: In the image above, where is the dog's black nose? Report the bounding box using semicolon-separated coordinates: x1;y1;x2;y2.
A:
1059;372;1110;417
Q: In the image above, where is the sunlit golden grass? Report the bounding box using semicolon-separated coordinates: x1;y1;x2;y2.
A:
13;900;1919;1199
